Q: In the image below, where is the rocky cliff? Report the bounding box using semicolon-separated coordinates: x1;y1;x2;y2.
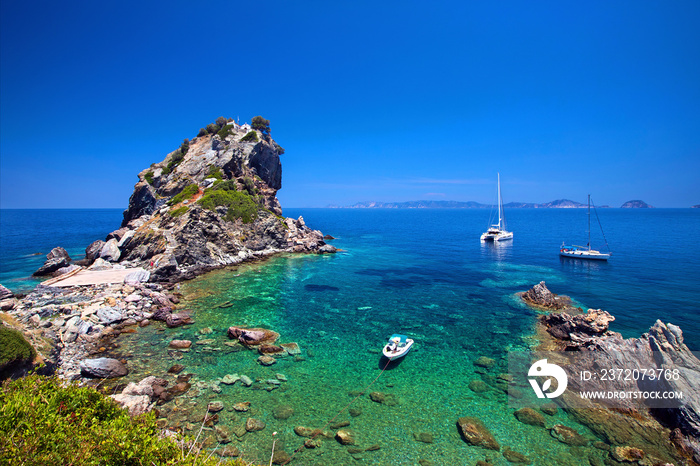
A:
82;117;335;282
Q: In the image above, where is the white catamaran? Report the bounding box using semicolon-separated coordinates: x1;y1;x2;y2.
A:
481;173;513;242
560;194;611;260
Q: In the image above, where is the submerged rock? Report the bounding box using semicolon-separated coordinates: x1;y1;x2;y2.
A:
245;417;266;432
228;326;280;346
456;417;500;451
549;424;589;446
514;408;546;428
502;447;531;464
335;429;355;445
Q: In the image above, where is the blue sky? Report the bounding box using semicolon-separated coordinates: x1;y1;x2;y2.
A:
1;1;698;208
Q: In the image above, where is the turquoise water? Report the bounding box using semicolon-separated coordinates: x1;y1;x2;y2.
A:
2;208;699;464
105;208;700;465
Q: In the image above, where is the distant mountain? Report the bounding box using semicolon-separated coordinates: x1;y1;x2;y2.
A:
339;199;597;209
692;204;699;209
346;200;487;209
621;200;654;208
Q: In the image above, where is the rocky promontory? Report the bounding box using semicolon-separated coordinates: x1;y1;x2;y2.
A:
47;117;335;283
521;282;700;465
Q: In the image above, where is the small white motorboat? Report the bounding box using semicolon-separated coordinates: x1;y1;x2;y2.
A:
382;334;414;359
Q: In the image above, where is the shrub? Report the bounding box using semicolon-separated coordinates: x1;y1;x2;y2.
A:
217;124;234;140
143;171;155;185
0;326;36;367
197;127;207;137
206;123;218;134
0;374;248;465
167;184;199;206
180;138;190;155
240;131;258;143
208;165;224;180
169;206;188;218
242;177;257;195
198;190;258;223
212;180;237;191
162;149;184;176
274;143;285;155
215;116;227;127
251;115;270;135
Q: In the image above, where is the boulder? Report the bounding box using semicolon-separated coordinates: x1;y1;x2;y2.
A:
96;307;124;325
85;240;105;262
110;393;152;416
245;418;266;432
53;264;81;276
335;429;355;445
208;401;224;413
549;424;589;446
221;374;240;385
258;355;277;366
168;339;192;349
99;239;121;262
79;358;128;378
233;402;251;412
514;408;546;428
273;404;294;420
258;344;286;355
227;326;280;346
521;281;571;310
125;269;150;284
502;447;531;464
34;247;71;276
166;313;193;328
88;258;113;271
456;417;500;451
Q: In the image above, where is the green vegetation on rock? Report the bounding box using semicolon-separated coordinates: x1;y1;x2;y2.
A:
167;184;199;206
240;131;258;143
0;326;36;368
0;374;248;465
212;180;237;192
162;149;184;176
180;138;190;155
169;206;188;218
217;124;234;140
198;190;258;223
143;171;155;185
208;165;224;180
274;143;285;155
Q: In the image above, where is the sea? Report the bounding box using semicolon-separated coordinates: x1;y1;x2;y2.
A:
1;207;699;465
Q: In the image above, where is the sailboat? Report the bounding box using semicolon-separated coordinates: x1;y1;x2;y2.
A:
560;195;611;260
480;173;513;242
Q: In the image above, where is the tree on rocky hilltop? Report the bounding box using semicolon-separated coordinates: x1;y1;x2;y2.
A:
251;116;270;135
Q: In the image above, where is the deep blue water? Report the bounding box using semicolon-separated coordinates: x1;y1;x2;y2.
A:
0;209;124;292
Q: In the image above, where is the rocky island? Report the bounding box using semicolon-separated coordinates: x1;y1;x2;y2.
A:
32;117;335;284
621;200;654;208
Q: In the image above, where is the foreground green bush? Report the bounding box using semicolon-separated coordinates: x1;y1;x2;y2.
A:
0;375;248;465
0;326;35;367
198;190;258;223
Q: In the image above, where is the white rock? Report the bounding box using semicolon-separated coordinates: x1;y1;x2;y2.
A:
110;394;152;416
240;375;253;386
99;239;121;262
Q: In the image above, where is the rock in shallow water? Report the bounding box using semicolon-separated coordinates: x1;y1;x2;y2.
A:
456;416;500;451
80;357;128;378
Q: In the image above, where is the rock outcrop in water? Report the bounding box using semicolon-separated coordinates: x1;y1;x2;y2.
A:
80;117;335;282
521;282;700;465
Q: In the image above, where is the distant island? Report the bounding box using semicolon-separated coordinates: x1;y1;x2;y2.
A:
620;200;654;208
336;199;608;209
692;204;699;209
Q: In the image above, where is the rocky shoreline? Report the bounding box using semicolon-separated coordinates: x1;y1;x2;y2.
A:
522;281;700;465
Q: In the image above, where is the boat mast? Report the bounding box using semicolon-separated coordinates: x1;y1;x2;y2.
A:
587;194;591;251
497;173;502;229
